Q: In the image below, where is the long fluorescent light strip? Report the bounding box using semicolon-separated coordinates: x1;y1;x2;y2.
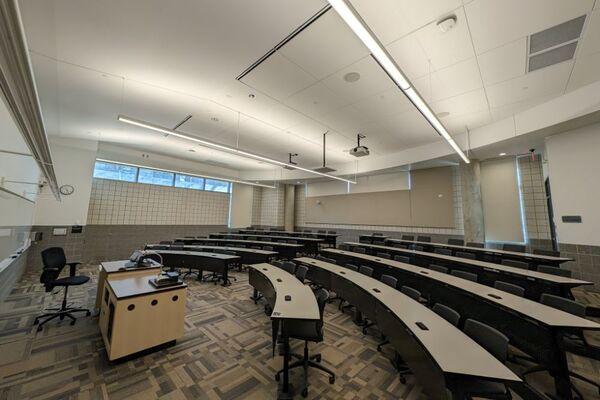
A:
118;115;357;184
327;0;470;164
95;158;277;189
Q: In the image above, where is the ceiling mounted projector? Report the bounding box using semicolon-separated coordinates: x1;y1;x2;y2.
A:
349;134;369;157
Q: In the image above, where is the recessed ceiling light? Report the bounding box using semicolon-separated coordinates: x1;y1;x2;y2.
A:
437;15;457;33
499;152;507;156
210;117;219;122
248;93;255;99
343;72;361;82
436;111;450;118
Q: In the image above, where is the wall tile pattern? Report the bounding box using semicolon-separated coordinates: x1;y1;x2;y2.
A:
518;155;551;241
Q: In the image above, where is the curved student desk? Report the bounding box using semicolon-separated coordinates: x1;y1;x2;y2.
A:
321;248;600;400
344;241;592;300
145;244;276;265
141;250;240;286
247;263;319;397
177;238;302;259
294;257;520;399
209;232;323;254
238;229;339;247
384;238;573;268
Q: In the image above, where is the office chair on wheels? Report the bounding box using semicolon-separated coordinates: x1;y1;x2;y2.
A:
275;288;335;397
34;247;91;332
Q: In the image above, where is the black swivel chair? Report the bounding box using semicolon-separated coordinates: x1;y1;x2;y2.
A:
494;281;525;297
376;275;398;352
466;242;485;248
353;247;366;254
373;240;386;246
417;236;431;242
401;235;414;241
393;255;410;264
429;264;449;274
521;294;600;398
503;243;526;253
448;238;464;246
34;247;91;331
282;261;296;275
501;259;530;270
376;252;391;259
456;251;477;260
392;243;407;249
459;319;513;399
330;263;358;308
412;245;424;251
432;303;460;327
295;265;309;284
263;245;274;252
434;248;453;256
275;288;335;397
342;266;373;315
537;265;572;277
451;270;478;282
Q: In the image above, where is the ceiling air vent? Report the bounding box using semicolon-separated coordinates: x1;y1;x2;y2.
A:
527;15;586;72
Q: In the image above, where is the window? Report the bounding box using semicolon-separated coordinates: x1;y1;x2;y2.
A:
175;174;204;190
93;161;137;182
137;168;174;186
205;178;230;193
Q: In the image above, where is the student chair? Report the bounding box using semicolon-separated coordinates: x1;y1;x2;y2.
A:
34;247;91;331
393;255;410;264
494;281;525;297
501;259;530;270
456;251;477;260
447;238;464;246
434;248;453;256
537;265;572;277
450;270;478;282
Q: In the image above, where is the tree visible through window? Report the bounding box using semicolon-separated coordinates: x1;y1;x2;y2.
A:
205;179;230;193
137;168;174;186
93;161;137;182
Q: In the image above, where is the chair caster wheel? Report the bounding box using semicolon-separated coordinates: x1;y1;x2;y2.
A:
70;320;76;326
275;374;280;382
314;354;321;362
37;325;42;332
362;328;367;335
86;311;91;317
329;376;335;384
302;388;308;397
399;376;406;384
33;319;39;325
377;346;382;352
59;315;65;321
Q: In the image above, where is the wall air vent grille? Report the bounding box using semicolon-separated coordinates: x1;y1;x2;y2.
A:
527;15;586;72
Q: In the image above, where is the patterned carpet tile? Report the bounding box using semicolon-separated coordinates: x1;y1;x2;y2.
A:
0;266;599;399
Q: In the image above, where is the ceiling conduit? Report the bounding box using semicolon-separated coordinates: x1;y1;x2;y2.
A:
0;0;60;200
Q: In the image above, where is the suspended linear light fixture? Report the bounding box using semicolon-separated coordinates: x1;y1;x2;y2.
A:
327;0;470;164
118;115;357;184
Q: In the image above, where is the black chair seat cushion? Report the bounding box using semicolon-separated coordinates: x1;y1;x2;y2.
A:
53;275;90;286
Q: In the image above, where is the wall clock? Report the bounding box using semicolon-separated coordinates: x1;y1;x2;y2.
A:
59;184;75;196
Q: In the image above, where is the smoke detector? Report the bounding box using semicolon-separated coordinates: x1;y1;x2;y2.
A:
437;15;457;33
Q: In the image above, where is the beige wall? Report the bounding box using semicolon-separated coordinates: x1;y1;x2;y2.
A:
229;183;253;228
480;157;524;243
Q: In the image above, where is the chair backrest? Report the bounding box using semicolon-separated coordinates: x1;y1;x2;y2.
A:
376;252;391;259
533;248;561;257
328;231;336;234
373;240;386;246
316;254;327;262
380;274;397;288
538;265;572;277
494;281;525;297
325;257;337;265
353;247;366;254
237;244;246;248
304;229;312;233
295;265;309;283
317;230;326;234
412;245;424;252
392;243;407;249
429;264;448;274
393;255;410;264
159;240;172;245
373;233;384;236
338;244;350;251
541;293;586;317
263;237;272;242
400;285;421;301
173;241;185;246
346;263;359;272
432;303;460;327
434;248;452;256
40;247;66;286
263;245;274;252
464;319;509;363
358;265;374;277
170;244;184;250
466;242;485;248
417;236;431;242
251;246;262;250
503;243;526;253
151;245;168;250
402;235;414;241
282;261;296;275
455;251;476;260
451;270;478;282
447;238;464;246
271;260;284;268
501;259;529;269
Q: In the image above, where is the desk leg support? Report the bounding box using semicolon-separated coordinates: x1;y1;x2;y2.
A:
277;321;294;399
552;332;574;400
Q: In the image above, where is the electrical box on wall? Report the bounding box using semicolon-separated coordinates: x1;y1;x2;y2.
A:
561;215;582;223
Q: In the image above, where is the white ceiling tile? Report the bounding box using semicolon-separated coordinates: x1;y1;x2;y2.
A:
279;11;369;80
485;60;573;108
430;88;489;117
283;82;350;119
386;34;431;80
465;0;594;54
350;0;416;45
489;94;556;121
352;87;414;122
415;8;476;71
318;104;373;136
567;51;600;91
378;107;440;148
577;9;600;57
241;52;316;100
442;109;492;134
321;57;395;104
478;38;526;86
412;58;483;101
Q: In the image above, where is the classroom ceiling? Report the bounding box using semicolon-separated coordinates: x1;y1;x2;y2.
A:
18;0;600;177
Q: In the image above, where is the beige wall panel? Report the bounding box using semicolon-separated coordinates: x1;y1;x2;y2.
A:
410;167;455;228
